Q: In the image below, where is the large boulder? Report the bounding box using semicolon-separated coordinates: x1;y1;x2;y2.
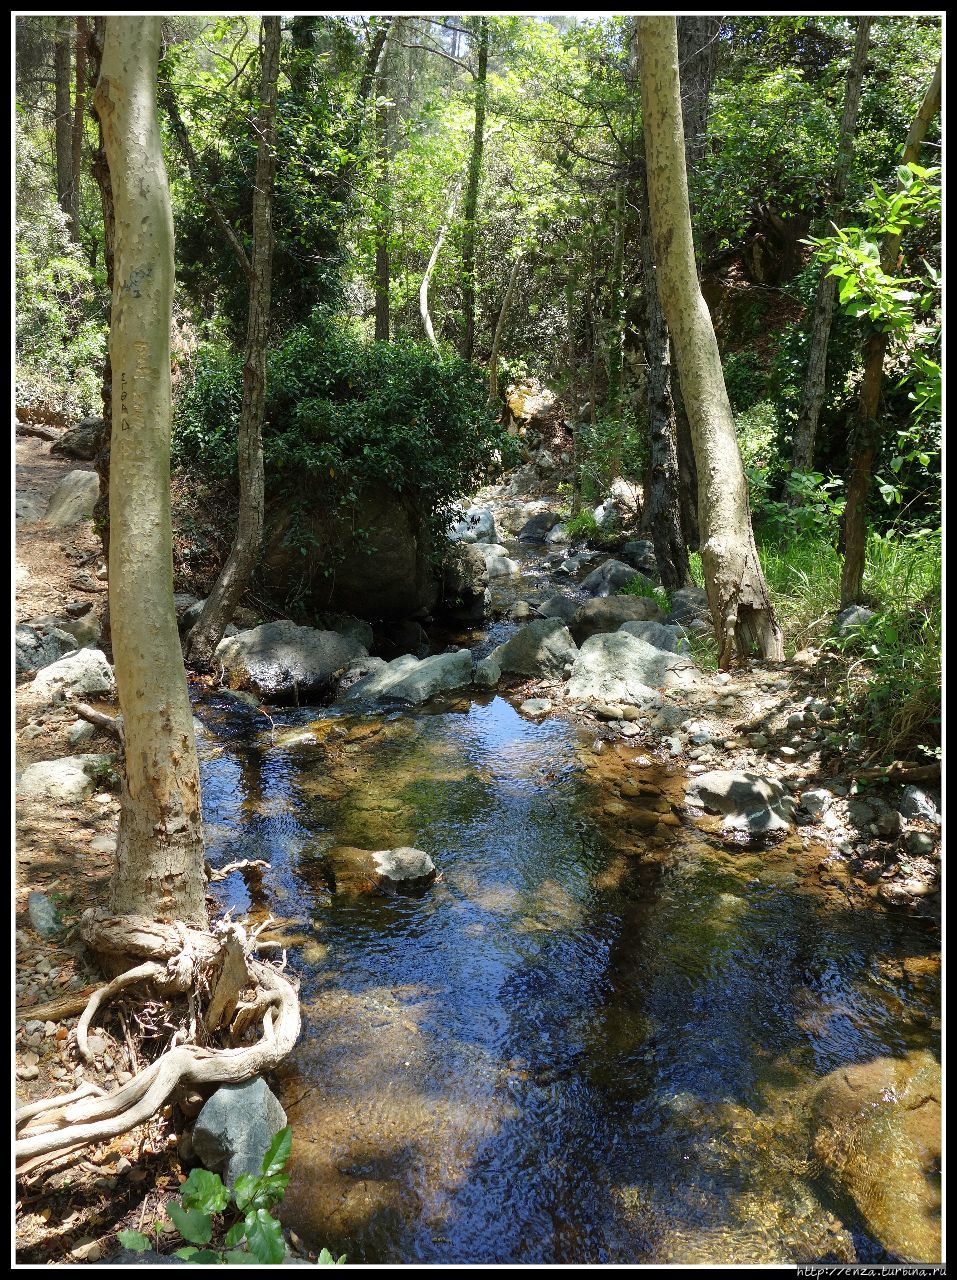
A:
341;649;473;705
50;416;102;461
618;620;690;654
809;1051;941;1262
44;469;100;526
16;622;78;674
214;621;367;704
517;510;562;543
667;586;712;626
449;506;500;545
259;485;437;622
193;1078;288;1187
566;633;670;710
571;596;664;644
17;754;114;803
580;558;652;598
30;648;115;700
536;595;580;625
476;542;519;579
685;770;795;838
489;617;578;680
439;542;489;621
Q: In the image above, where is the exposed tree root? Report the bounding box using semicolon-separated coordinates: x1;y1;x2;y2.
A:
15;909;300;1169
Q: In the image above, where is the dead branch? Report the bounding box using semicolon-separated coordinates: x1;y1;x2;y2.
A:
855;761;941;783
75;701;125;744
207;858;270;882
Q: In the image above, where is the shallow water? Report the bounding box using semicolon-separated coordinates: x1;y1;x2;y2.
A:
194;690;939;1265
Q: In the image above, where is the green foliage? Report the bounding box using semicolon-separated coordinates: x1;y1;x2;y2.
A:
174;309;507;547
573;415;644;506
116;1128;345;1266
616;576;670;616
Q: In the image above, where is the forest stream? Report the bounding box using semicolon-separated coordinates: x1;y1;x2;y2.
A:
192;546;940;1267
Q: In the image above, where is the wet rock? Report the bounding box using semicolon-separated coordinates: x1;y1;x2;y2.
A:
810;1050;941;1262
876;877;937;909
215;621;368;703
617;620;689;654
536;595;579;625
685;770;795;837
319;844;436;897
517;510;561;542
44;469;100;526
473;656;501;690
489;617;578;680
899;786;940;826
372;847;437;894
566;633;673;711
16;622;78;673
30;647;115;700
546;522;569;544
571;596;664;644
520;698;552;716
833;604;876;634
554;551;600;577
50;416;102;460
16;753;114;803
666;586;711;626
342;649;474;705
580;558;652;598
193;1077;288;1186
450;506;500;545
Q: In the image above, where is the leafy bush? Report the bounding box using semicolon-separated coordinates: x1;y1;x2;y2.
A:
173;308;509;545
573;415;645;505
616;576;670;616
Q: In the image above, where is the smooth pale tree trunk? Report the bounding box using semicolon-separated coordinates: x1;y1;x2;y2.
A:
54;20;73;223
186;18;281;667
68;17;88;239
790;17;871;487
488;252;521;406
637;159;689;592
460;17;489;361
420;180;461;350
94;16;206;923
840;60;941;608
638;17;782;665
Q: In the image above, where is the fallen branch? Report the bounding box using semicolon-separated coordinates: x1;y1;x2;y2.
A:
75;701;125;744
207;858;270;882
855;762;941;783
16;983;102;1023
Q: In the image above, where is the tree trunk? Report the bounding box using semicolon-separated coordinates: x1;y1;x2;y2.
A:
840;59;941;608
676;15;719;266
94;16;206;923
638;17;782;665
88;19;114;575
186;18;281;668
68;17;88;240
790;17;871;486
420;180;461;351
460;17;489;362
636;159;689;591
373;20;401;342
54;20;73;222
488;252;521;407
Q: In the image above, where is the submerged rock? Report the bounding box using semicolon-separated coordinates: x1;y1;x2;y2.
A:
342;649;474;705
319;844;437;897
490;617;578;680
215;621;367;703
810;1051;941;1262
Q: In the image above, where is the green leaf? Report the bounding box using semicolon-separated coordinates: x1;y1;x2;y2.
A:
224;1249;263;1264
232;1173;263;1213
168;1201;214;1246
116;1230;151;1253
317;1247;347;1264
260;1126;293;1178
181;1167;229;1215
897;164;914;187
243;1208;286;1265
225;1221;247;1248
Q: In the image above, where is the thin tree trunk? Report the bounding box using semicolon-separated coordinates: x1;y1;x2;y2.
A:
94;16;206;924
54;20;73;222
88;19;114;574
638;17;782;665
790;17;871;488
420;180;461;351
68;17;88;240
636;158;689;591
488;252;521;406
460;16;489;362
606;181;626;412
673;380;700;549
677;15;719;261
186;18;281;667
840;60;941;608
373;25;399;343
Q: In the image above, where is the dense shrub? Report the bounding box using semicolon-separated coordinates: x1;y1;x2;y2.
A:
173;308;510;545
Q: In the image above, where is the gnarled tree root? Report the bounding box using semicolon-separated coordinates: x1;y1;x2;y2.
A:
15;909;300;1169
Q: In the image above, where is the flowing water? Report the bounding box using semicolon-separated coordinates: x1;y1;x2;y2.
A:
193;685;939;1265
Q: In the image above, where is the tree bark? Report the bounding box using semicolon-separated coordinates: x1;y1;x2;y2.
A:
676;15;719;256
373;22;402;342
54;20;73;223
488;252;521;406
94;16;206;924
840;60;941;608
420;180;461;351
68;17;88;240
636;159;689;592
790;17;871;486
638;17;782;665
186;18;281;668
88;19;114;575
460;16;489;362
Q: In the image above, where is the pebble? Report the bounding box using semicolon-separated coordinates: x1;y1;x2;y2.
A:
16;1065;39;1080
635;757;652;768
905;831;936;857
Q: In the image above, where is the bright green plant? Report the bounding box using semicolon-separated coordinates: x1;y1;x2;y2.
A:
116;1129;345;1266
616;576;670;617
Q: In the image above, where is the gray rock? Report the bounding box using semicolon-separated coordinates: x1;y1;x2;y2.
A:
50;417;103;460
371;846;437;893
518;510;562;542
17;753;114;803
566;633;673;710
617;620;689;654
440;543;489;621
666;586;711;626
489;617;578;680
800;788;832;818
30;648;115;700
546;522;569;544
580;558;650;598
215;621;367;703
619;539;660;577
177;599;238;640
16;495;44;522
16;623;78;673
342;649;473;705
520;698;552;716
685;769;795;837
107;1250;188;1265
833;604;876;634
476;542;519;579
473;656;501;689
536;595;579;625
336;655;388;696
450;506;499;545
572;628;694;693
28;891;61;937
899;786;940;826
44;469;100;525
592;498;622;529
571;596;664;644
553;551;600;577
67;718;97;748
26;610;101;650
905;830;936;857
193;1078;287;1186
